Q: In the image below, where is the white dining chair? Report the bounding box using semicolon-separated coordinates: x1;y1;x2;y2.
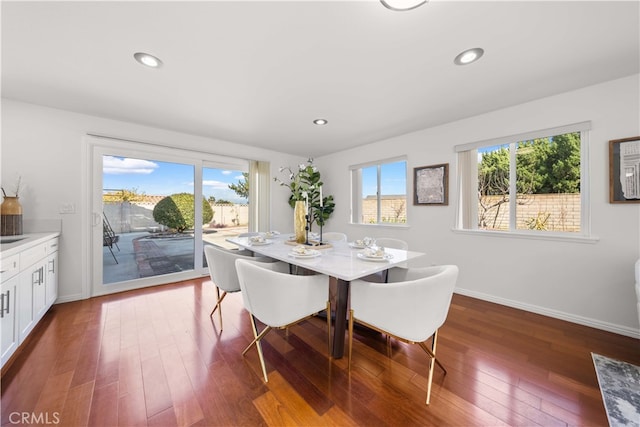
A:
348;265;459;405
235;258;331;382
321;232;347;243
204;244;274;330
374;237;408;250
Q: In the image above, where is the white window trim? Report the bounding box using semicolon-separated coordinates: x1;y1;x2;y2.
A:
454;122;594;241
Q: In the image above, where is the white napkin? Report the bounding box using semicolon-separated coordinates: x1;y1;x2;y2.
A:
292;245;310;255
363;246;385;257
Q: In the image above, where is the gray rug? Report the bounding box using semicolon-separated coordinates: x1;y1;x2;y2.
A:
592;353;640;427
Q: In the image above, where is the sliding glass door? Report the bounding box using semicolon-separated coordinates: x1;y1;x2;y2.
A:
89;136;249;297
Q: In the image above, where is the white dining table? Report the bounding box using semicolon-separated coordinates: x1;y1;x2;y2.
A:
226;233;425;358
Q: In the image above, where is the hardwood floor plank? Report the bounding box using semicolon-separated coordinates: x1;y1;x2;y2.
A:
253;390;300;427
59;380;94;427
2;278;638;427
159;343;205;426
118;387;149;427
259;371;324;426
87;382;119;427
141;355;173;419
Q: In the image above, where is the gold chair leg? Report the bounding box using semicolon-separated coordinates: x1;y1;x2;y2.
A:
348;309;354;371
418;329;445;405
243;315;271;382
210;289;228;330
431;330;446;374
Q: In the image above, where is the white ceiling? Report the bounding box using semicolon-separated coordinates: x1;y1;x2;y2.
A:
2;1;638;158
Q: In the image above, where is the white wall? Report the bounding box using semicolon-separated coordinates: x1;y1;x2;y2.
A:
1;99;301;302
316;74;640;337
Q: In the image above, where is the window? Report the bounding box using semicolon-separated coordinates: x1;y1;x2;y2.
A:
351;157;407;225
456;122;591;236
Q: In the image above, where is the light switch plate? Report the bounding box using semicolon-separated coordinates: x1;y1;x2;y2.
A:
59;203;76;214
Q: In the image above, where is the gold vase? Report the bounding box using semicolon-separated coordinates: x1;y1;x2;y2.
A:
294;200;307;244
1;196;23;236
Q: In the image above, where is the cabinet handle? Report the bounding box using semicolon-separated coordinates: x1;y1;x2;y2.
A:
40;267;44;285
0;292;4;319
0;290;8;318
49;259;55;274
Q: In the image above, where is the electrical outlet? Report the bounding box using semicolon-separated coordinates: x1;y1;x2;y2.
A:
59;203;76;214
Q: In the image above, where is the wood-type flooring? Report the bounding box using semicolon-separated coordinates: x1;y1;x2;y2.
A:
2;277;639;426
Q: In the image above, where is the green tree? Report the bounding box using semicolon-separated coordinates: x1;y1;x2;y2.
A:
152;193;213;233
479;146;510;196
228;172;249;200
480;133;580;195
546;132;581;193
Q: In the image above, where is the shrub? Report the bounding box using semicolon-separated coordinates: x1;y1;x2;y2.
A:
152;193;213;232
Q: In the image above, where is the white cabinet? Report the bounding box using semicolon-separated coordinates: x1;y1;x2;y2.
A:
1;234;59;368
46;240;58;307
1;277;18;366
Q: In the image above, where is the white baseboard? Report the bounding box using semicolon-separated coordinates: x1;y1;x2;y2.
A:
53;293;85;304
454;288;640;340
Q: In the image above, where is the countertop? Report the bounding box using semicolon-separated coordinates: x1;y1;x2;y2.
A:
0;232;61;258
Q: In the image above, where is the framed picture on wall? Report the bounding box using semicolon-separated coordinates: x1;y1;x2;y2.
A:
414;163;448;205
609;136;640;203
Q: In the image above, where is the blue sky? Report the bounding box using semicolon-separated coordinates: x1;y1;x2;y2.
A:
361;160;407;197
103;156;408;203
102;156;248;203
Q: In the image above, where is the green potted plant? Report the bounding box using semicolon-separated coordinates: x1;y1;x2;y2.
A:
274;159;335;241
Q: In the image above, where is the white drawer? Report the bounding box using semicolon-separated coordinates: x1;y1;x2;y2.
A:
20;243;48;267
46;238;59;254
0;253;20;282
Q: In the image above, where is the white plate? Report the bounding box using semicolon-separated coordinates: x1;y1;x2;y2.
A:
357;253;393;262
249;240;272;246
288;250;321;258
349;242;366;249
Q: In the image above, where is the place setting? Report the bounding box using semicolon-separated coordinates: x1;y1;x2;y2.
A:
357;244;394;262
349;236;375;249
248;234;273;246
288;244;321;259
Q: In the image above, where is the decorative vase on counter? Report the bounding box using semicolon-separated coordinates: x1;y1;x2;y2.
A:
1;196;23;236
294;200;307;244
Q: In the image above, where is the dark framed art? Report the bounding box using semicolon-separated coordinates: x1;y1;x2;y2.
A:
414;163;448;205
609;136;640;203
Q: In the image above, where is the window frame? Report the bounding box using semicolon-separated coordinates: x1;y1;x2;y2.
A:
454;122;598;242
350;156;409;227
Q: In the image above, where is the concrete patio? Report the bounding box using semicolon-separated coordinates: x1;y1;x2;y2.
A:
103;227;248;284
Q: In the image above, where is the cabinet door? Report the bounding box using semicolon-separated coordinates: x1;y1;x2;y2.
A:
33;263;47;321
46;251;58;307
18;266;36;341
1;275;19;365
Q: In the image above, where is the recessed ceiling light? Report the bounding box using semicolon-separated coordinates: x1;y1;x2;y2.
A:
454;48;484;66
313;119;328;125
380;0;427;11
134;52;163;68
